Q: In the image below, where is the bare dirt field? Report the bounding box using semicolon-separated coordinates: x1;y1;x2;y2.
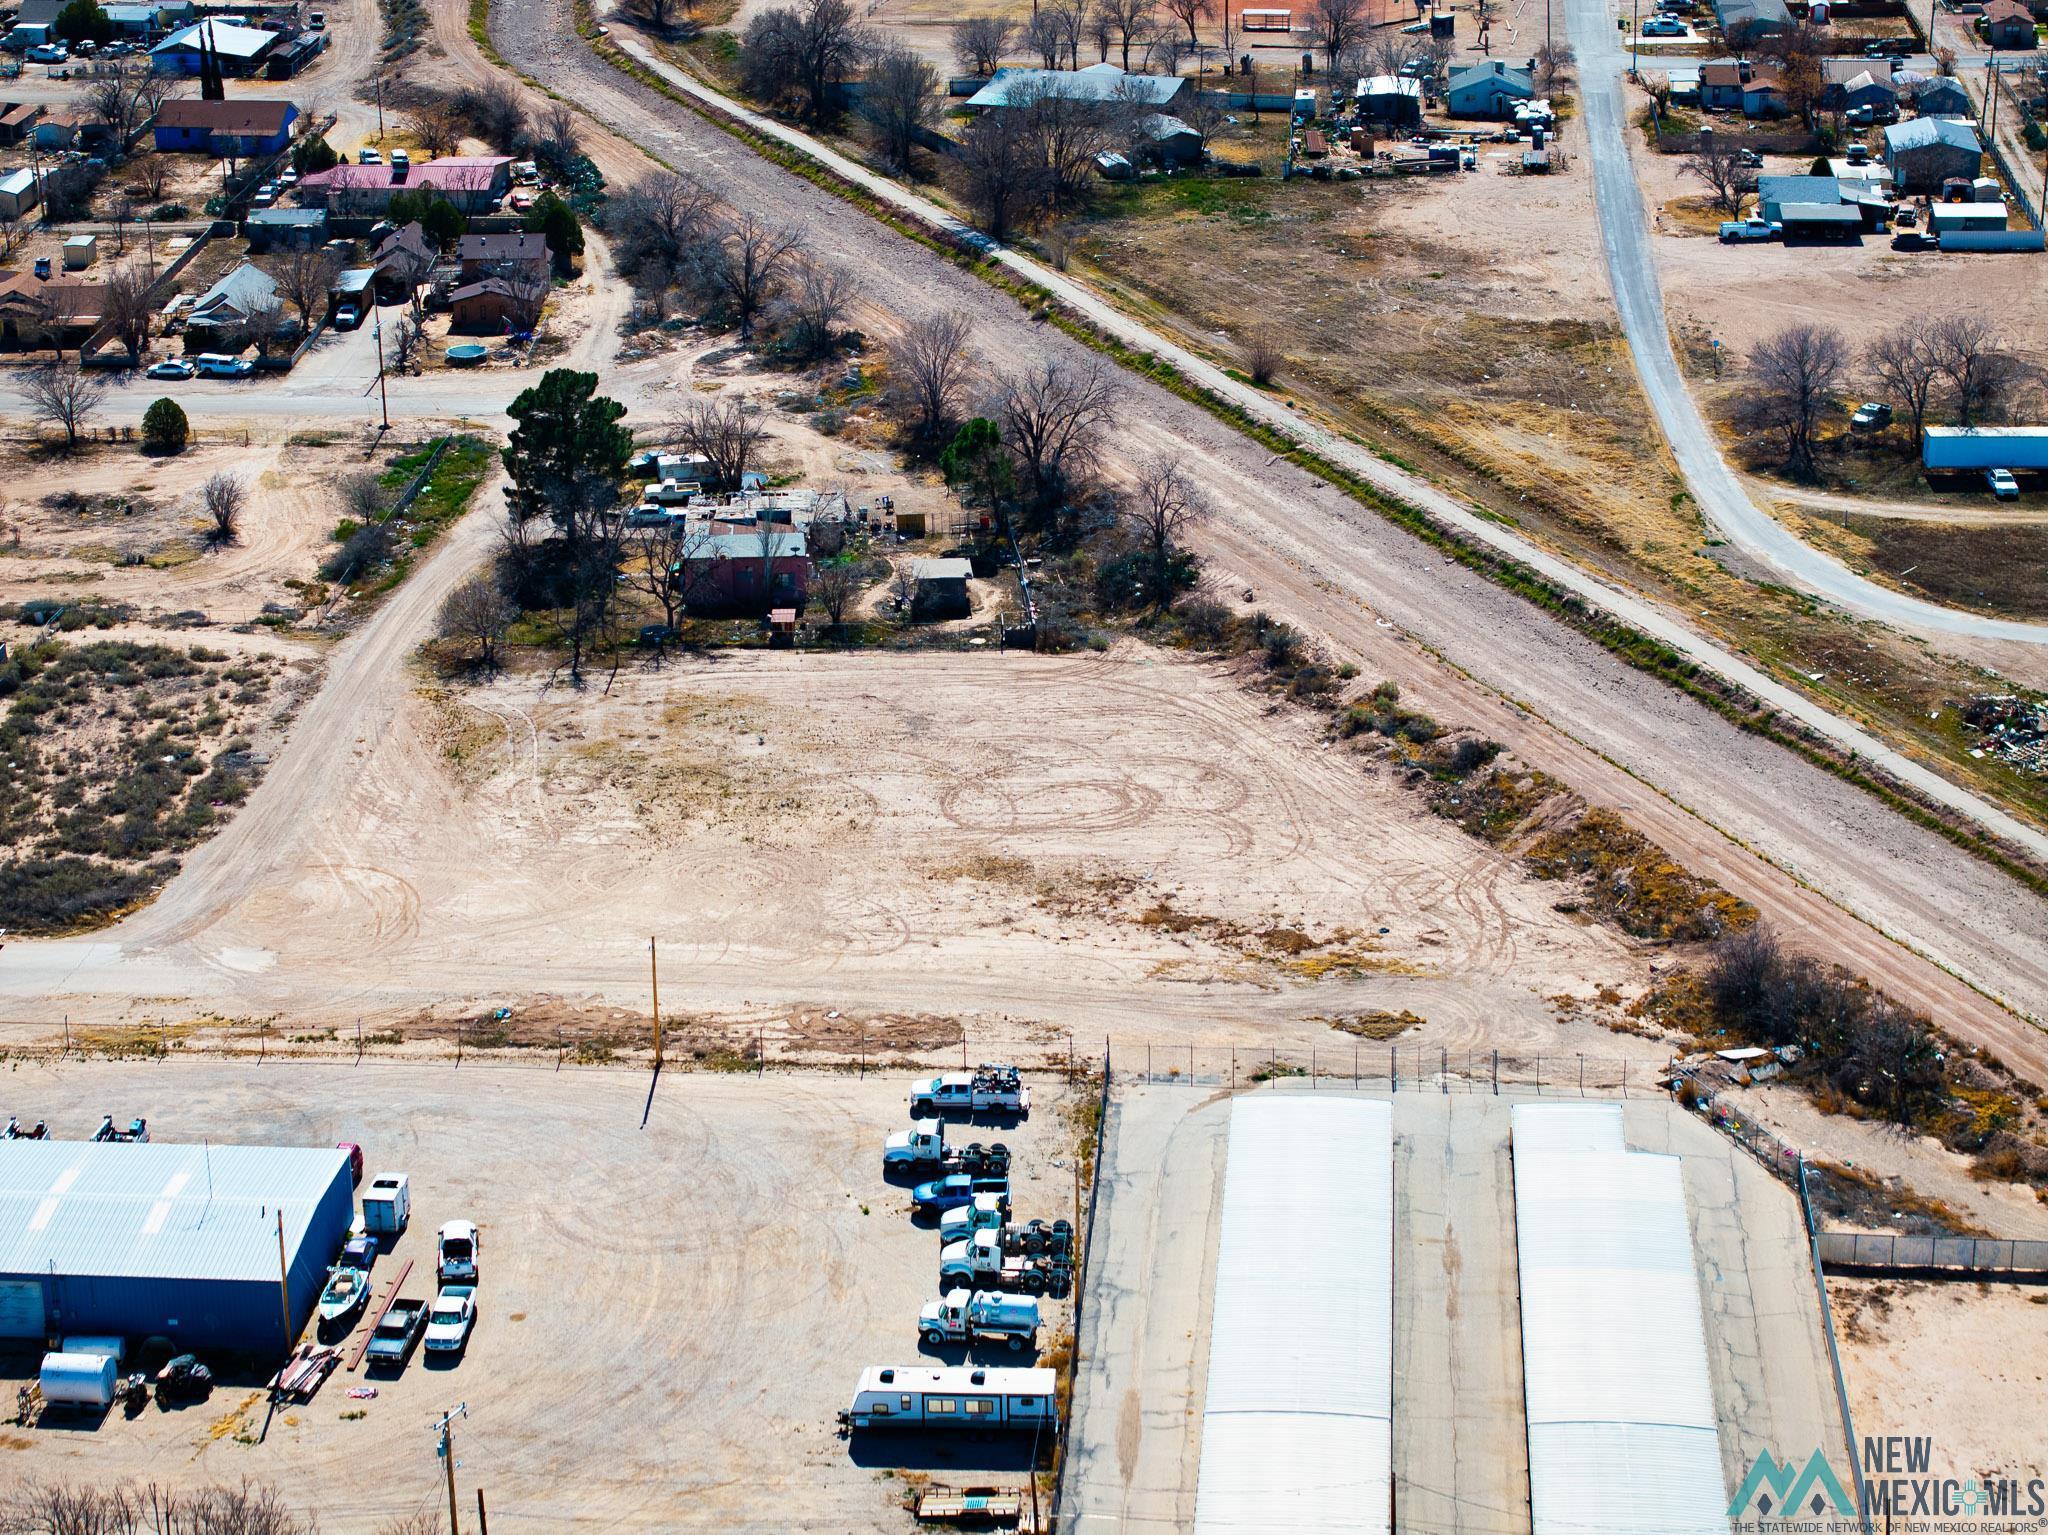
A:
1832;1276;2048;1488
0;1058;1079;1532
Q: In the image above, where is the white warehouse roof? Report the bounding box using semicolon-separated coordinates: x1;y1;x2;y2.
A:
1511;1105;1727;1535
1194;1097;1392;1535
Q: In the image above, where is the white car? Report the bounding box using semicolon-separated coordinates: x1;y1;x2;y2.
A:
146;358;195;380
358;147;382;165
1641;15;1688;33
1986;468;2020;500
195;353;255;378
25;43;68;62
423;1285;476;1353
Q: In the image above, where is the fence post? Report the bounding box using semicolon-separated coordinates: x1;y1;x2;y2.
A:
1312;1047;1317;1087
1353;1044;1359;1089
1440;1047;1448;1095
1390;1046;1398;1092
1620;1059;1626;1098
1578;1054;1584;1097
456;1021;464;1067
1492;1048;1498;1095
555;1024;562;1072
259;1023;265;1063
63;1016;69;1055
1231;1047;1236;1091
1147;1043;1152;1085
1189;1043;1194;1084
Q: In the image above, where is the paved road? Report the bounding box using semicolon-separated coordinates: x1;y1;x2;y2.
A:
1563;0;2048;648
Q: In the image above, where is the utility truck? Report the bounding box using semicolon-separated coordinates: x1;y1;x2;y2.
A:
883;1122;1010;1176
919;1289;1041;1350
909;1066;1030;1118
939;1229;1073;1298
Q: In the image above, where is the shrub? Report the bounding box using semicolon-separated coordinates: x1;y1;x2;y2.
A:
139;396;187;454
318;523;394;584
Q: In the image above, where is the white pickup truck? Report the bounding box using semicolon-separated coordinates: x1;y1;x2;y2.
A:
1718;217;1776;243
910;1068;1030;1118
919;1289;1041;1350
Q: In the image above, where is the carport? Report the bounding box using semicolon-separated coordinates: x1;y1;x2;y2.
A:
1778;203;1863;242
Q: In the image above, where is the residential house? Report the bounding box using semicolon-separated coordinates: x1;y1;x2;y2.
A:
1446;60;1535;117
1820;59;1897;114
1980;0;2036;48
0;273;108;350
103;3;166;36
455;230;548;282
964;64;1192;114
1738;64;1785;116
1903;73;1971;117
33;114;82;153
1883;115;1982;192
0;166;39;221
910;557;972;620
1355;74;1424;128
153;98;299;157
244;206;328;251
1757;174;1842;222
150;20;282;76
296;155;512;214
1699;58;1752;110
186;260;280;336
371;220;435;300
677;525;811;615
449;276;523;332
0;104;43;147
1712;0;1791;38
10;0;64;28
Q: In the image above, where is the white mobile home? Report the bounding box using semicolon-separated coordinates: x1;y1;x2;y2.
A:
844;1366;1057;1431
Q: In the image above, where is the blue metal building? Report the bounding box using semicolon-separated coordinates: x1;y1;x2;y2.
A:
0;1142;352;1355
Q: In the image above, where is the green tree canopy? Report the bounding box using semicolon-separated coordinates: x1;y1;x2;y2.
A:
522;191;584;274
292;135;340;175
54;0;113;44
502;369;632;544
938;417;1012;509
141;397;188;455
388;190;467;251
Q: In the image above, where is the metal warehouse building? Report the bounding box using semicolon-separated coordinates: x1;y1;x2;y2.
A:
0;1141;353;1354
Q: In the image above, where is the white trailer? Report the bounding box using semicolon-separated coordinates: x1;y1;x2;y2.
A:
919;1288;1041;1350
1923;426;2048;472
843;1365;1058;1431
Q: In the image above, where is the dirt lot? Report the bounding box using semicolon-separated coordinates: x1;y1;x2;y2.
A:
0;1058;1079;1530
1832;1277;2048;1487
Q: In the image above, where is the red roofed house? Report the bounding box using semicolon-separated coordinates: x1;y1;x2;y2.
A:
296;155;512;214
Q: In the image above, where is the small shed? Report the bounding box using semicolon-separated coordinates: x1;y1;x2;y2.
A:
1355;74;1424;128
62;234;97;271
244;207;328;252
911;557;973;621
0;166;39;221
1138;113;1204;166
1979;0;2036;48
450;276;518;332
1927;202;2008;235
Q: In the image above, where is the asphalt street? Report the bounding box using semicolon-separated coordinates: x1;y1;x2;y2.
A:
1563;0;2048;647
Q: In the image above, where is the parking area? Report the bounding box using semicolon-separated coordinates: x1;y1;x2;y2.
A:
1062;1085;1843;1534
0;1057;1075;1530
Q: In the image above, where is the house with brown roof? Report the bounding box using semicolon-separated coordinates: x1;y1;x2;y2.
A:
0;273;109;351
1700;58;1752;110
0;103;43;147
371;220;436;300
1979;0;2036;48
449;276;545;333
153;98;299;157
455;231;547;283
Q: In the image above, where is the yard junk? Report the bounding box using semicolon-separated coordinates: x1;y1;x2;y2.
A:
269;1343;342;1403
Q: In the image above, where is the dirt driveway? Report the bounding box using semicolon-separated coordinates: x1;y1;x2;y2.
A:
0;1058;1076;1531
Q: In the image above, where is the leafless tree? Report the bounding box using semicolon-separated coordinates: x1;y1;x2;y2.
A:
670;396;767;488
1046;0;1091;68
391;312;424;370
1023;6;1063;66
243;299;292;360
98;265;154;366
0;209;19;260
407;103;464;159
1122;452;1208;605
440;573;514;669
1090;5;1115;61
809;558;861;632
625;526;692;634
1864;321;1942;442
1299;0;1361;71
861;44;939;171
1532;40;1576;98
606;169;716;287
1148;28;1190;75
1733;322;1849;479
1680;137;1758;214
754;517;795;606
1241;330;1284;386
85;63;176;151
503;269;551;332
1017;81;1132;211
777;263;854;359
619;0;699;33
1929;313;2020;427
740;0;873;121
453;76;531;150
202;471;247;545
952;16;1016;75
1160;0;1209;47
339;469;392;529
889;311;975;446
710;213;805;339
22;364;106;451
998;354;1118;513
951;109;1042;238
1097;0;1155;69
274;246;339;336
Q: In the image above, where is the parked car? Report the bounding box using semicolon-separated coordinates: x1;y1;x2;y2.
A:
279;167;299;186
1987;468;2020;500
1736;148;1764;168
308;8;326;24
508;190;534;212
363;1297;428;1370
194;354;255;377
358;147;382;165
251;184;277;207
1850;401;1893;432
1892;204;1916;227
1719;217;1776;242
24;43;67;62
437;1220;479;1284
1890;230;1934;251
1642;16;1688;34
423;1286;476;1354
146;358;194;380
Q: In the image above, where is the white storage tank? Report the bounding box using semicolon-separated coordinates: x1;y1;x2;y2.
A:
40;1351;117;1408
61;1335;124;1364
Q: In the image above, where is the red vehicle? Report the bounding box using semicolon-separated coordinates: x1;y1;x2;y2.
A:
337;1142;363;1186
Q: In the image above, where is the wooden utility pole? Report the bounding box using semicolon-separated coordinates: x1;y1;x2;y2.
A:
475;1489;490;1535
434;1404;469;1535
274;1211;292;1358
649;936;662;1068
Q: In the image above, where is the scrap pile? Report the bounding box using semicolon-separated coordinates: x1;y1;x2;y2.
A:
269;1344;341;1403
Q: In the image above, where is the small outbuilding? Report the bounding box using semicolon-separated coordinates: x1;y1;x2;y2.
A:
0;1141;354;1353
1979;0;2036;49
911;557;973;621
244;207;327;251
1354;74;1424;128
0;166;40;221
1136;112;1203;166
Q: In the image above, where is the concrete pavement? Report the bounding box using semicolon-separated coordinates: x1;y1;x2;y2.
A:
1564;0;2048;649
